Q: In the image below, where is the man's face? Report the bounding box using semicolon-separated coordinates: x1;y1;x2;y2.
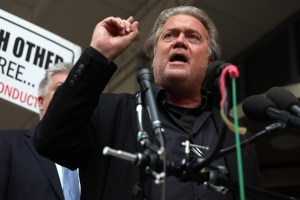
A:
38;72;68;119
152;14;211;90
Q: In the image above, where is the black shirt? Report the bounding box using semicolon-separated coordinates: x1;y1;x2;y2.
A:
149;85;233;200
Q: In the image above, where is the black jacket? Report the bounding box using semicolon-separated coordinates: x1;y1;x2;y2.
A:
0;129;64;200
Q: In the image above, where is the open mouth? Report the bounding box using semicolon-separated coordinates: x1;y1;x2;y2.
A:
169;53;188;63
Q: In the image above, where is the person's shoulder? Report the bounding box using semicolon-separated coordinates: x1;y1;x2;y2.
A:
0;130;31;155
0;129;29;138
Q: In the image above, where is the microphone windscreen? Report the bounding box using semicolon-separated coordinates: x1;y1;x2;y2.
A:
137;68;153;83
266;87;300;110
242;95;276;122
203;60;227;90
206;60;227;74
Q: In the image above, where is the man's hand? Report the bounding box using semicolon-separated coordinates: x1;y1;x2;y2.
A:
90;16;139;63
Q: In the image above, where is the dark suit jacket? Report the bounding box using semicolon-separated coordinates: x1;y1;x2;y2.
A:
34;47;261;200
0;129;64;200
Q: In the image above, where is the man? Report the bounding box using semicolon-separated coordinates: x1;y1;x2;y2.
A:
0;62;76;200
34;6;260;200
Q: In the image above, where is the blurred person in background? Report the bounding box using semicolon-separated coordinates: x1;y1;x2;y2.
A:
0;62;80;200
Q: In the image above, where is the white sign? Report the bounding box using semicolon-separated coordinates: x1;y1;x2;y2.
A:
0;9;81;113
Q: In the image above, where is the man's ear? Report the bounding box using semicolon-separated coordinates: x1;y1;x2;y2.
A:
38;96;44;112
208;56;213;64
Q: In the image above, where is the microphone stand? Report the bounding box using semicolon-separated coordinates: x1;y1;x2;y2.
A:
103;145;299;200
136;68;167;199
217;121;285;159
132;91;165;199
104;68;167;199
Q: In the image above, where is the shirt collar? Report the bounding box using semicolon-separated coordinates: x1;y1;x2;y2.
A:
152;84;214;110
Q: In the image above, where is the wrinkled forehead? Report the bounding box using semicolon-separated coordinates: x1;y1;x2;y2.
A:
160;14;208;35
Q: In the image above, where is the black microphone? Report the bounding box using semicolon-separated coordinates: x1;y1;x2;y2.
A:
203;60;231;91
266;87;300;117
137;68;164;146
242;94;300;128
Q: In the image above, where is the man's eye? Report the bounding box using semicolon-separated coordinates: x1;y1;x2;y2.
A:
163;33;175;40
189;34;200;41
191;34;199;39
186;33;204;44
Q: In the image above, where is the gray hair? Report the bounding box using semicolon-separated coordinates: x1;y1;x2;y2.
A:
144;6;221;60
38;62;73;96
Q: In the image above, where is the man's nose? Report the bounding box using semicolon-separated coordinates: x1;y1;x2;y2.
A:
173;33;187;48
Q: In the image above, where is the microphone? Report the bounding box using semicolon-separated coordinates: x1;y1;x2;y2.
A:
137;68;161;130
242;95;300;128
266;87;300;117
137;68;164;148
203;60;231;91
